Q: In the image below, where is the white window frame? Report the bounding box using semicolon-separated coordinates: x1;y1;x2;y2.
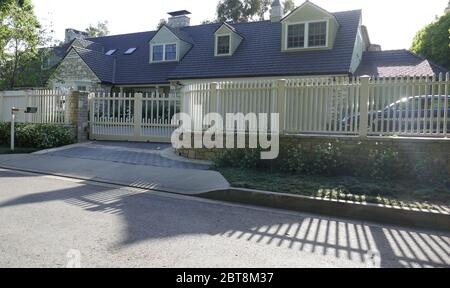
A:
285;19;329;50
150;43;179;63
215;33;233;57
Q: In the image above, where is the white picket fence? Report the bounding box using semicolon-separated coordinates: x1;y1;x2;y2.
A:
182;73;450;138
89;92;181;142
0;90;70;124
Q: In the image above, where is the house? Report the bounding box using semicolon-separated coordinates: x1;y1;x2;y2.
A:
48;0;448;94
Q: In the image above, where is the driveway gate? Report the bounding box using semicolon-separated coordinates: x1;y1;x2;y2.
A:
89;92;181;143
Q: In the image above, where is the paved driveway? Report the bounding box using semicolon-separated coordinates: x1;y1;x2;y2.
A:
40;141;210;170
0;169;449;268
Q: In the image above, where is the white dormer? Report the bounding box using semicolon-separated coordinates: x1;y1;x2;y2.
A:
281;1;340;51
214;23;243;57
149;25;193;63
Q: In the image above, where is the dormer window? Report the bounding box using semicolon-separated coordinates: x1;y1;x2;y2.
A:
287;24;305;48
285;20;328;50
151;43;178;62
308;22;327;47
216;35;231;56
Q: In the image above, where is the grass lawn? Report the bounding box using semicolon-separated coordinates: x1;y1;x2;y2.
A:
0;145;39;155
218;168;450;212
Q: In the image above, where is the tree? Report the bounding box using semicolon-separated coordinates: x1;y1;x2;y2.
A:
156;19;167;30
217;0;272;22
0;0;41;89
283;0;296;14
85;21;110;37
411;12;450;70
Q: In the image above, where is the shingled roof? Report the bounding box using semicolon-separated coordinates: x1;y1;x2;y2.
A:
77;9;360;85
63;8;447;85
355;50;449;77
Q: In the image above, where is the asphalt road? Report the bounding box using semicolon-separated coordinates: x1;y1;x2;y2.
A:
0;168;448;268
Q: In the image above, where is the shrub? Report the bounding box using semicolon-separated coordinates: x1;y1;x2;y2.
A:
213;148;270;169
309;141;343;176
366;148;405;180
413;157;449;185
0;123;74;149
278;144;309;173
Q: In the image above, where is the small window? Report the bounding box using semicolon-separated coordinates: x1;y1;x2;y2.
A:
152;45;164;61
287;24;305;49
165;44;177;61
105;49;117;56
124;48;137;55
308;22;327;47
217;35;231;55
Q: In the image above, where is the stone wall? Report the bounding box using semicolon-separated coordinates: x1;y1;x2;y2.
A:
67;91;90;142
176;134;450;173
49;49;108;92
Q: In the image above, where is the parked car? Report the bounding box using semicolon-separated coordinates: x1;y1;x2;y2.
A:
343;95;450;134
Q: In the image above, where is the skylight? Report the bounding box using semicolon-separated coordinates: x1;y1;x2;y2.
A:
105;49;117;56
124;48;137;55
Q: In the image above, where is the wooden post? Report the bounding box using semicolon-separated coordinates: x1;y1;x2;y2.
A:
210;82;218;113
277;79;287;134
134;93;143;138
359;76;370;138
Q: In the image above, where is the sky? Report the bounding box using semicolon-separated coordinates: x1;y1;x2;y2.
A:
32;0;449;50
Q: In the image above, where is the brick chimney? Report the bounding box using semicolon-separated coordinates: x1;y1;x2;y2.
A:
167;10;191;28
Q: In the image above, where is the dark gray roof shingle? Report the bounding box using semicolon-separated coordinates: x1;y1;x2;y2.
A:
73;47;116;83
355;50;449;77
81;9;361;85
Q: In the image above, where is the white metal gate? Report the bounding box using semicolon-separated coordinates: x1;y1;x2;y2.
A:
89;92;181;143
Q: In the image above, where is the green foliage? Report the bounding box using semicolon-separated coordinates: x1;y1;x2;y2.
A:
278;144;308;173
214;148;265;169
411;13;450;69
0;123;74;149
156;19;167;30
85;21;110;37
365;148;405;180
309;142;343;176
413;157;449;185
0;0;43;89
217;0;271;22
283;0;296;14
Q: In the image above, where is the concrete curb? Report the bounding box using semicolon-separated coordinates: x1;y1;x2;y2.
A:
200;188;450;231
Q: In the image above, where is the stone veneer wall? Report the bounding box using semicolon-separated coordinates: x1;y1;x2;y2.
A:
49;49;108;92
177;134;450;173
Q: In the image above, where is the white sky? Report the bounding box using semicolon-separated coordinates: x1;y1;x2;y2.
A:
33;0;448;50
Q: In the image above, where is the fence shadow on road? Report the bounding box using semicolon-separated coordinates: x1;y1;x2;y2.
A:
0;173;448;268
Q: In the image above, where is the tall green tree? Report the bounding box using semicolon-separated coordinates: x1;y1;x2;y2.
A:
85;21;110;37
0;0;41;89
217;0;272;22
283;0;296;14
411;12;450;70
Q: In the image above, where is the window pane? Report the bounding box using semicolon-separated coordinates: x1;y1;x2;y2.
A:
308;22;327;47
287;24;305;48
152;45;164;61
217;35;230;55
165;44;177;60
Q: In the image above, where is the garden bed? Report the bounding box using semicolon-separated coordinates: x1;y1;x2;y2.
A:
218;168;450;212
0;145;39;154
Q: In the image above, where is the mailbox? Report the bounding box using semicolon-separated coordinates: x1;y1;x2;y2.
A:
25;107;38;114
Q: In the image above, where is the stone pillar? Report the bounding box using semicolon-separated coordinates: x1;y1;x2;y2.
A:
77;91;90;142
68;91;79;126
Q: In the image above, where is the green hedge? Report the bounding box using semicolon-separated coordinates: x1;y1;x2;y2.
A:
0;123;75;149
213;141;449;184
